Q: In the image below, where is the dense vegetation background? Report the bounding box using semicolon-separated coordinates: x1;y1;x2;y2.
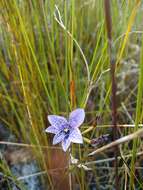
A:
0;0;143;189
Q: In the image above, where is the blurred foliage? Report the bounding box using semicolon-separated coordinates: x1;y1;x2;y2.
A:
0;0;143;189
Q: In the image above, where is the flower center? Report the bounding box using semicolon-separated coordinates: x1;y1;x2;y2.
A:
63;128;69;133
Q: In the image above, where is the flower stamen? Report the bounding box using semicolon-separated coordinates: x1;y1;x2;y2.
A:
64;128;69;133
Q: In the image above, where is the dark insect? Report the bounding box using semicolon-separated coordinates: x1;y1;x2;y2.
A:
91;134;110;148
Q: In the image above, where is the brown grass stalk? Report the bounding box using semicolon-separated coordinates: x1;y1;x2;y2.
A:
104;0;119;189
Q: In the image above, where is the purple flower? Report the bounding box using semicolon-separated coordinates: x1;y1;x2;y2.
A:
45;109;85;152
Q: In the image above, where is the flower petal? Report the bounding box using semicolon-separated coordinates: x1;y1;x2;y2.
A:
53;132;65;145
48;115;67;129
69;109;85;128
69;128;83;144
62;138;71;152
45;126;58;134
